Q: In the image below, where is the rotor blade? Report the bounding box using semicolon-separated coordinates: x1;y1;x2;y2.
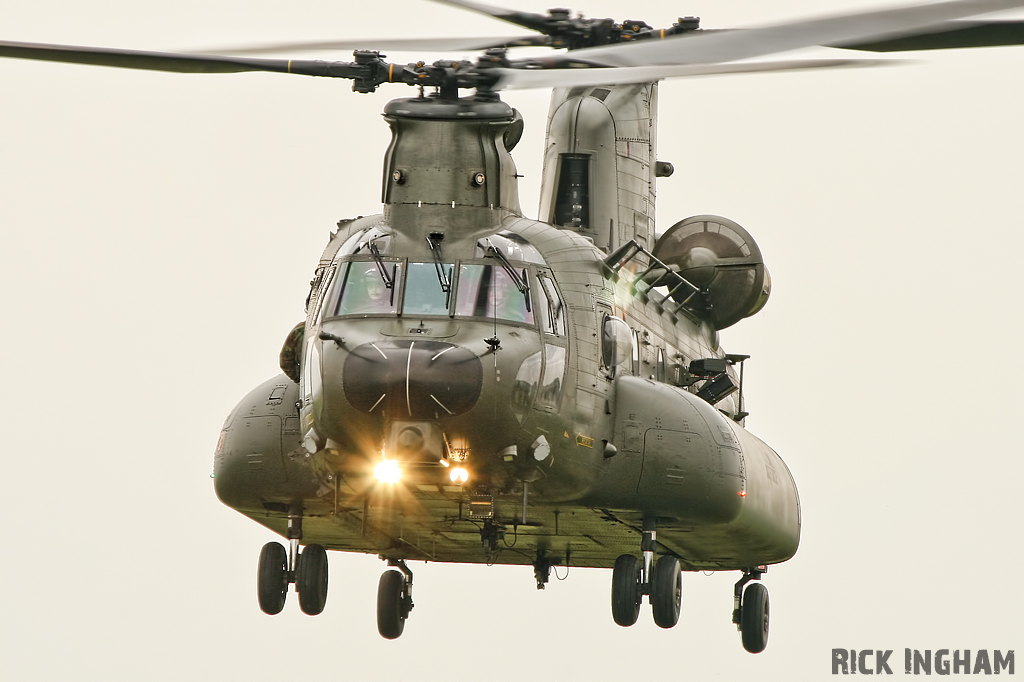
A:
426;0;554;33
0;39;409;89
194;35;547;56
527;0;1024;68
833;19;1024;50
0;39;300;74
493;58;896;90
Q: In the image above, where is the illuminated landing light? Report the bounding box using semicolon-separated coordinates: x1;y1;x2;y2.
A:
375;459;402;484
738;490;747;497
449;467;469;485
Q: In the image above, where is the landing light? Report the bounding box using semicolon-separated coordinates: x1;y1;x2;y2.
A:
449;467;469;485
375;459;402;484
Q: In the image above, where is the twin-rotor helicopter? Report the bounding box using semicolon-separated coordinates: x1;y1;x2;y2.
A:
5;0;1024;653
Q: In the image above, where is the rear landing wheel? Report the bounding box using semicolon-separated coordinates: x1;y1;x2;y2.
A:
257;542;288;615
741;583;770;653
611;554;642;627
650;556;682;629
296;544;329;616
377;570;410;639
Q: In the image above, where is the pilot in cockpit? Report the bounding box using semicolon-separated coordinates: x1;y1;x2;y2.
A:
490;275;531;323
338;266;394;315
456;264;528;323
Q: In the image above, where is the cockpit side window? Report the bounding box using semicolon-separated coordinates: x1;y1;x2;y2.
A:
455;264;534;324
330;260;402;316
312;265;338;324
534;271;566;336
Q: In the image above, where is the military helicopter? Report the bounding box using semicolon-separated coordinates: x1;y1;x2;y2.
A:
5;0;1024;654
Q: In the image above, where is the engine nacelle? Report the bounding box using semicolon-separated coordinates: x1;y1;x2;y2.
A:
652;215;771;330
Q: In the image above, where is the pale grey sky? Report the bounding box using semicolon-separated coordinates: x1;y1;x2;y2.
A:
1;1;1022;679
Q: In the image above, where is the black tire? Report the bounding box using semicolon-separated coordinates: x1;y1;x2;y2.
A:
296;544;329;616
650;556;682;629
377;570;407;639
610;554;642;627
741;582;770;654
257;542;288;615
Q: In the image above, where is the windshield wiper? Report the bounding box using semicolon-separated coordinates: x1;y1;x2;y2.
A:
426;233;453;306
485;240;531;313
367;240;394;289
367;239;397;306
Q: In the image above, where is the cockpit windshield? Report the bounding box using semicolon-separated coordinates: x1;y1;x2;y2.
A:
404;261;453;316
455;264;534;324
332;261;401;315
324;232;557;324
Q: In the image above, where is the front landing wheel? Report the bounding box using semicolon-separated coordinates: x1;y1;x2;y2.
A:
377;570;409;639
741;582;770;653
257;542;288;615
650;556;682;629
611;554;642;627
296;544;329;616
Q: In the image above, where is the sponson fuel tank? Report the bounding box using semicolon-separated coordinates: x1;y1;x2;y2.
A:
584;376;800;565
213;375;319;513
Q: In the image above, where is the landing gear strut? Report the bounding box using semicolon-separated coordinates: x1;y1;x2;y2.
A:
732;568;769;653
255;509;329;616
377;559;414;639
610;518;682;629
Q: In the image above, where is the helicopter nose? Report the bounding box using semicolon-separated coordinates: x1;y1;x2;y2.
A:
342;340;483;418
